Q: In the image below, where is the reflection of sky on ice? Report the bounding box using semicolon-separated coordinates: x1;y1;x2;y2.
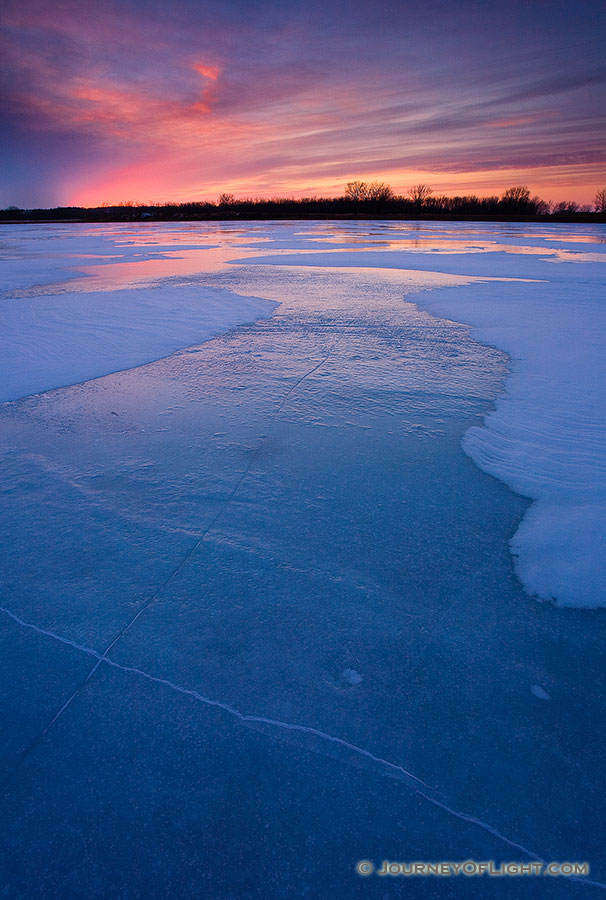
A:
0;220;605;898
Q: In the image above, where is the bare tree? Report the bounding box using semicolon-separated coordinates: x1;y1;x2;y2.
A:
533;197;550;215
553;200;579;214
345;181;369;201
408;184;433;207
366;181;393;201
594;188;606;213
218;192;236;205
501;185;531;203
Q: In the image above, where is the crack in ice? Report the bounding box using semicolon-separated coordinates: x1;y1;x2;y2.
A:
1;343;342;778
1;605;605;890
2;320;604;889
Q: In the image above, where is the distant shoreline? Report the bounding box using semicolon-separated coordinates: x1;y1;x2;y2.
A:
2;211;605;225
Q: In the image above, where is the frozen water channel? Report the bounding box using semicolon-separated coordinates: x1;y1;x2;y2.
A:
0;221;605;898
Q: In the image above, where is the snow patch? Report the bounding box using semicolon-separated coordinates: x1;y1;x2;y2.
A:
408;277;606;609
0;284;277;402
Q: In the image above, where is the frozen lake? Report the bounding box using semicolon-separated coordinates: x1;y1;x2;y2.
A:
1;220;605;897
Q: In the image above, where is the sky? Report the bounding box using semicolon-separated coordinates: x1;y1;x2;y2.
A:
1;0;605;207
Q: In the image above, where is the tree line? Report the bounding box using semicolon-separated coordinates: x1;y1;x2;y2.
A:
2;184;605;222
342;182;606;215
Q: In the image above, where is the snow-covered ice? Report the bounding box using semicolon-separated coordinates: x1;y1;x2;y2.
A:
0;284;276;402
0;227;276;401
0;220;605;898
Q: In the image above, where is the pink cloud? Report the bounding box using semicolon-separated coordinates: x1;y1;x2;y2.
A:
193;62;221;81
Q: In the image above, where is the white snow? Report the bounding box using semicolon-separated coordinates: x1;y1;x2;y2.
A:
0;284;277;403
404;276;606;609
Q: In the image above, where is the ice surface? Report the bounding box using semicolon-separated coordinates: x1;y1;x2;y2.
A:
0;220;605;898
235;229;606;608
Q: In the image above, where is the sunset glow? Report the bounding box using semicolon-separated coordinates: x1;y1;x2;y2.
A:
1;0;604;207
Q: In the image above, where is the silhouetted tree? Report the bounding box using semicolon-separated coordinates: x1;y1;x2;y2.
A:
408;184;433;209
501;185;531;204
429;194;449;210
500;185;547;214
218;192;236;205
594;189;606;213
345;181;369;201
553;200;579;214
366;181;393;201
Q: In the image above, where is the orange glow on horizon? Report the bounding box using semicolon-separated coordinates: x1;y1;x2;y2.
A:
68;160;604;209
